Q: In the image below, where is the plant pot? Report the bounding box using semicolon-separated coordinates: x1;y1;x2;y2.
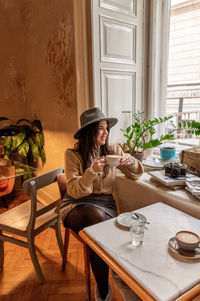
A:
124;150;144;162
129;152;144;162
143;148;154;160
0;165;15;195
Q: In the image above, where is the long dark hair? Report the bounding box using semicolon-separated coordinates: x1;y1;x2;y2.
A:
74;121;113;173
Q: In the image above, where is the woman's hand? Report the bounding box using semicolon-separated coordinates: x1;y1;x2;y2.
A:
92;156;106;173
120;154;135;166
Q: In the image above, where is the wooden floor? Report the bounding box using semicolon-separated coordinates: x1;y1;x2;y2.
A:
0;193;123;301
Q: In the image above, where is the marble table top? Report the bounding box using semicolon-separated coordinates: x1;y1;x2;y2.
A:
83;202;200;301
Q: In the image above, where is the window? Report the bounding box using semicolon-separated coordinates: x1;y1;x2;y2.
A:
166;0;200;146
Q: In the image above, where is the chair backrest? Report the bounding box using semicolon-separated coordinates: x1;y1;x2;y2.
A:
23;167;64;193
23;167;64;231
56;173;67;199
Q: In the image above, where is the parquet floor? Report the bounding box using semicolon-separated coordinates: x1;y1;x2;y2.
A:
0;193;122;301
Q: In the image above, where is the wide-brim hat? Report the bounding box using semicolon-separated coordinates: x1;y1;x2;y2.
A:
74;107;118;139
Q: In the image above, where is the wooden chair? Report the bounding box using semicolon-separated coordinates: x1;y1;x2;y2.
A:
56;173;91;300
0;167;64;283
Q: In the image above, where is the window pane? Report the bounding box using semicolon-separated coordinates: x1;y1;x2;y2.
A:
166;0;200;145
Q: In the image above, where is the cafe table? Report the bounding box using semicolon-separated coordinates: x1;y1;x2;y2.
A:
79;202;200;301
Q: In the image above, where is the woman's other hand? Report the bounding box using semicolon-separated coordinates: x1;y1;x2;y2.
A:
120;154;135;166
92;156;105;173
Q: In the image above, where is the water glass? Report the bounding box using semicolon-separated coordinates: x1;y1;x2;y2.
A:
130;220;145;246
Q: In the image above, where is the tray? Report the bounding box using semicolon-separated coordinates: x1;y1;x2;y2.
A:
116;212;147;230
168;237;200;262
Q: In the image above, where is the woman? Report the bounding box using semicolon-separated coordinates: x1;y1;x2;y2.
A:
62;107;143;301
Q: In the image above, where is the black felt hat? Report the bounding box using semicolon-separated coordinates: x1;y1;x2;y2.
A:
74;107;118;139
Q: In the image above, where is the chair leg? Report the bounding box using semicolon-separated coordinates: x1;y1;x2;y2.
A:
27;237;45;284
83;243;91;301
0;230;4;271
62;228;70;271
54;220;64;256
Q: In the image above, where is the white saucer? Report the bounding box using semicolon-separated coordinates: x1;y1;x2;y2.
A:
143;158;163;169
116;212;147;229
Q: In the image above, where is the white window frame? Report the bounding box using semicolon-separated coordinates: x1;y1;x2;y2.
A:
148;0;200;149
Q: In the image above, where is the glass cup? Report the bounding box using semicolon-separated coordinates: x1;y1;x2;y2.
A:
130;220;145;246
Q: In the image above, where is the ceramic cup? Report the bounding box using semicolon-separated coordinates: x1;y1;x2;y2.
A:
176;230;200;251
105;155;121;167
160;146;176;160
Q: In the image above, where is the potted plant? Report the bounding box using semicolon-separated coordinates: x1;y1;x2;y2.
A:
120;112;175;161
0;117;46;179
177;120;200;136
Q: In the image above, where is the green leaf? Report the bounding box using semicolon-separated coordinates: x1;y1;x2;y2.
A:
28;137;34;146
22;166;33;180
0;117;10;122
17;141;30;157
149;127;156;136
161;134;174;141
195;129;200;136
40;147;46;163
32;120;43;131
12;132;26;149
0;126;21;136
3;136;11;149
21;124;35;137
178;121;182;128
16;119;33;126
4;148;10;160
125;126;131;134
34;132;44;148
31;143;39;161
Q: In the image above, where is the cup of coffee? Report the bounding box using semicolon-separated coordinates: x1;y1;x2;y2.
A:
106;155;121;167
176;230;199;251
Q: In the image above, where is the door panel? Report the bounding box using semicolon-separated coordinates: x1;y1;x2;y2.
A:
101;69;135;142
92;0;144;143
100;0;136;16
100;15;136;64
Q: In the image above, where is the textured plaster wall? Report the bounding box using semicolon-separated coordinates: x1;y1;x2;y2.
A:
0;0;77;173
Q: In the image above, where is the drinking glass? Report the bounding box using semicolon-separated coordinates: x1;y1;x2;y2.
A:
130;220;145;246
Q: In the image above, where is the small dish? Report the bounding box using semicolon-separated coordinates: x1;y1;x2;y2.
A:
176;231;200;251
168;237;200;262
116;212;147;230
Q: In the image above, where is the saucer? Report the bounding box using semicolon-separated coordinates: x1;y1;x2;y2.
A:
168;237;200;262
116;212;147;230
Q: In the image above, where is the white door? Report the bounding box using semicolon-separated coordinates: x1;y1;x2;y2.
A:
91;0;145;143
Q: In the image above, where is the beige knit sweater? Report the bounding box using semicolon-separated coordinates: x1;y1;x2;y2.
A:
64;144;143;199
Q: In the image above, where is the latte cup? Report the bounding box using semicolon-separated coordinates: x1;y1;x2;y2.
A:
106;155;121;167
176;231;199;251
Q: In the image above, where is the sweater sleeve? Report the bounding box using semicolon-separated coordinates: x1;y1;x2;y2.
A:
64;150;98;199
113;144;144;180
